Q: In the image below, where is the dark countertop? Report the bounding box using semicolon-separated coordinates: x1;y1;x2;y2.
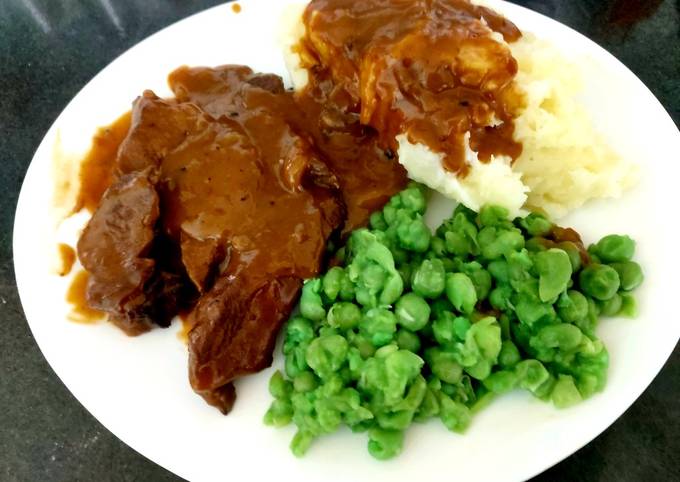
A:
1;1;678;481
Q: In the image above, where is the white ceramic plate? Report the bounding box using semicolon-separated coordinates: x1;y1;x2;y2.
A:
14;1;680;481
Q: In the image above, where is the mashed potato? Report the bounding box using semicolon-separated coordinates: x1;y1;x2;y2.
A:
280;4;637;220
510;36;637;218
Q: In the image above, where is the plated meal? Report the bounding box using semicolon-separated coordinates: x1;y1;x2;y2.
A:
59;0;645;458
15;0;679;478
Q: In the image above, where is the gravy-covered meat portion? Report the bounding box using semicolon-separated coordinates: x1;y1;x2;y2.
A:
169;65;408;234
77;67;345;412
77;170;165;335
297;0;524;174
165;66;345;411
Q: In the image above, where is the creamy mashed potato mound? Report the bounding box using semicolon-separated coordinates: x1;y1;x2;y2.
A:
281;4;636;220
510;36;637;218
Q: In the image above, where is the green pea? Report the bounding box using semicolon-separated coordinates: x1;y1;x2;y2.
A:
598;293;622;317
453;203;478;223
412;258;446;298
527;374;554;401
557;241;582;272
431;297;454;319
498;340;521;368
415;388;440;421
293;371;318;393
441;212;479;256
264;398;293;427
557;290;589;323
315;399;342;433
399;184;427;213
269;370;293;399
300;279;326;321
367;428;404;460
306;335;349;379
519;212;553;237
429;236;446;258
290;430;315;457
397;217;431;253
451;375;476;405
384;350;424;380
481;229;525;260
425;348;463;384
395;293;431;331
609;261;644;291
361;264;387;291
318;325;338;337
440;257;456;273
432;312;456;345
468;317;502;360
479;205;510;227
370;211;388;231
551;375;583;408
444;236;471;259
463;266;492;301
327;302;362;330
396;329;421;352
284;317;314;352
322;267;345;301
285;344;309;378
507;249;534;286
453;316;472;341
579;264;621;300
290;391;314;415
489;285;513;311
361;308;398;347
514;294;556;326
375;410;414;431
488;259;510;284
482;370;518;394
343;404;374;427
445;273;477;314
348;230;403;307
575;374;599;400
532;324;583;351
398;376;428;413
397;263;413;290
470;389;495;414
438;393;472;433
352;334;376;359
618;292;638;318
444;232;468;257
593;234;635;263
498;313;512;340
515;359;550;393
534;248;572;302
391;245;409;266
319;374;345;398
360;350;423;408
440;382;456;397
574;297;600;337
525;237;548;253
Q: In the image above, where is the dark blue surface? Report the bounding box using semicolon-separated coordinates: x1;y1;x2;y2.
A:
1;1;678;480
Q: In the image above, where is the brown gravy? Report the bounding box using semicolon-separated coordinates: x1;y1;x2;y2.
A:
56;243;76;277
77;112;131;212
177;311;195;343
66;270;105;323
297;0;524;175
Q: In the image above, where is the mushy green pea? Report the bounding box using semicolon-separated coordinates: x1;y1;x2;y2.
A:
266;185;643;460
